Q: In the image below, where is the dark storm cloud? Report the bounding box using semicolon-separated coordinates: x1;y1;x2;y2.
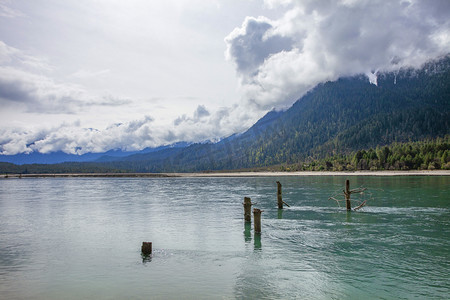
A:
225;16;294;75
0;74;34;102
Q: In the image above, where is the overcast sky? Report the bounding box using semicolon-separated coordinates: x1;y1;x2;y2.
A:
0;0;449;155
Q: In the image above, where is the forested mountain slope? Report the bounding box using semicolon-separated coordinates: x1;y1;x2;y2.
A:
133;55;449;172
1;55;449;173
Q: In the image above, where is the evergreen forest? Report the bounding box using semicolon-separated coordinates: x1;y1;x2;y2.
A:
1;55;449;174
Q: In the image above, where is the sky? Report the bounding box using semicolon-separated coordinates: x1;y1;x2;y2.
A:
0;0;449;155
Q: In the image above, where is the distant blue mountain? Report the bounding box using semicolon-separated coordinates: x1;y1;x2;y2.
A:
94;142;190;162
1;55;449;172
0;142;190;165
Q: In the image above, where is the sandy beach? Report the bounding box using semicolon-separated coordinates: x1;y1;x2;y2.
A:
1;170;449;178
177;170;450;177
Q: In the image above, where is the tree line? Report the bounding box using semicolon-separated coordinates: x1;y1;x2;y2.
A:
1;136;449;174
279;136;450;172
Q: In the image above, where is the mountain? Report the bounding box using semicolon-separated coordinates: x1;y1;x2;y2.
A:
93;142;190;162
104;55;448;172
0;142;190;165
1;55;449;173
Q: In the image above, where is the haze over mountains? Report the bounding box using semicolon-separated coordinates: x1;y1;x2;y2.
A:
0;142;190;165
1;55;449;172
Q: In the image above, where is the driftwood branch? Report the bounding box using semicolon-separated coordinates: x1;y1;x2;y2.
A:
282;201;290;207
354;200;367;211
329;196;342;207
350;187;367;194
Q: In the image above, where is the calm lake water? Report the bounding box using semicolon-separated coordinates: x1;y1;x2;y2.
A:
0;176;449;299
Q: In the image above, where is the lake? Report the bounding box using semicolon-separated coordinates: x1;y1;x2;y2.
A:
0;176;449;299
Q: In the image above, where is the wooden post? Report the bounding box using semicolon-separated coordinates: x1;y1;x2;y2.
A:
345;179;351;211
243;197;253;223
277;181;283;209
141;242;152;256
253;208;262;234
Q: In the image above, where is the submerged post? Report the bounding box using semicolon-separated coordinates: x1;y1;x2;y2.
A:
345;179;351;211
141;242;152;256
253;208;262;234
277;181;283;209
243;197;253;223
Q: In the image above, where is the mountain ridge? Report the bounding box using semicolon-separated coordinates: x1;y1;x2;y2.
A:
1;55;449;172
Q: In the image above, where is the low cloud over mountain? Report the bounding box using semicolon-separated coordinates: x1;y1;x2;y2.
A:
0;0;449;156
226;0;450;109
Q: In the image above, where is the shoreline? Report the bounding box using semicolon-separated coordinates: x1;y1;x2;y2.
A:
1;170;449;178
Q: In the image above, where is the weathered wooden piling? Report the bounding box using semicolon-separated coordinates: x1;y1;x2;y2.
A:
243;197;253;223
253;208;262;234
277;181;283;209
329;180;367;211
141;242;152;256
344;179;351;210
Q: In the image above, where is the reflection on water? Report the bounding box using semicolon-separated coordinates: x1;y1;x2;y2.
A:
0;176;449;299
277;208;283;219
141;254;152;264
243;222;252;243
253;234;262;250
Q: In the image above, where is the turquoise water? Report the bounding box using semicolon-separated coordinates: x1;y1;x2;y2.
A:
0;176;449;299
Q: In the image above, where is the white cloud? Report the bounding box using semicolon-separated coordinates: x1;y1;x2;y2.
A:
263;0;292;9
172;103;262;144
226;0;450;110
71;69;111;79
0;102;264;155
0;42;133;114
0;38;258;155
0;117;156;155
0;0;24;18
0;41;51;71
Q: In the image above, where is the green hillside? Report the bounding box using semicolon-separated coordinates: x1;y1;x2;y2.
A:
1;55;449;174
154;55;450;172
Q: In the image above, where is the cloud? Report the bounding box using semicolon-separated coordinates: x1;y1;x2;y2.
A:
174;105;211;126
193;105;210;119
0;38;260;155
0;66;85;113
0;41;51;71
0;41;132;113
226;0;450;109
85;95;132;107
225;16;294;76
170;103;262;144
0;1;24;18
0;103;262;155
0;116;156;155
71;69;111;79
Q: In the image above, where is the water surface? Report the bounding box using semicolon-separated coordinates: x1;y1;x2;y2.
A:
0;176;449;299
